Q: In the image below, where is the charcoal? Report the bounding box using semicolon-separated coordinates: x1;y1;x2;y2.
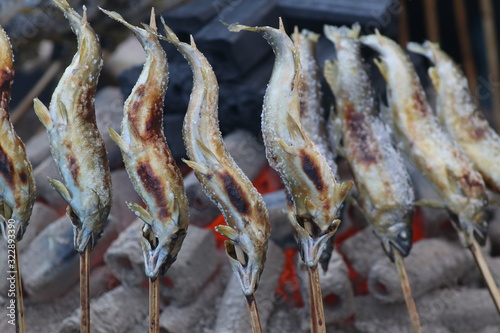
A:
159;266;230;332
162;0;223;36
296;250;355;325
57;285;149;333
263;190;295;249
105;221;219;306
277;0;399;36
368;238;475;303
25;130;50;168
194;0;278;81
109;168;144;228
214;241;285;333
21;213;121;301
17;201;59;252
34;157;67;211
340;226;386;278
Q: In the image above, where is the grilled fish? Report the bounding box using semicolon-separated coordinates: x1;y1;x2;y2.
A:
228;19;352;268
408;41;500;194
361;31;488;246
161;21;270;295
33;0;111;253
0;25;35;241
102;9;189;278
324;24;414;258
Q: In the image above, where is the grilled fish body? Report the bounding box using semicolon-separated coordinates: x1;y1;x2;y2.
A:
292;28;338;176
162;22;270;295
0;25;35;241
102;9;189;279
33;0;111;253
324;24;414;258
361;32;488;246
228;20;352;268
409;41;500;194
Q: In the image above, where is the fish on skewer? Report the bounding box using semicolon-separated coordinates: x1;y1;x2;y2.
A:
101;8;189;279
228;20;352;269
160;21;270;298
0;25;35;241
292;27;339;271
33;0;112;253
324;24;415;259
361;31;488;247
325;24;423;333
408;41;500;194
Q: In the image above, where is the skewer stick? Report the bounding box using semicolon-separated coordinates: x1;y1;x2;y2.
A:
80;246;90;333
469;238;500;314
308;265;326;333
479;0;500;131
149;277;160;333
14;242;25;333
423;0;440;42
11;61;62;126
398;0;410;47
245;294;263;333
452;0;478;97
393;248;422;333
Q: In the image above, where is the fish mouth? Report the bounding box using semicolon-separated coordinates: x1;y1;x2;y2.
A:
224;241;266;295
379;228;413;260
141;226;186;279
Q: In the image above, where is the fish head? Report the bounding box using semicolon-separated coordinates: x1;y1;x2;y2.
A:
223;232;268;296
377;220;413;260
71;205;110;253
141;221;187;279
451;203;489;247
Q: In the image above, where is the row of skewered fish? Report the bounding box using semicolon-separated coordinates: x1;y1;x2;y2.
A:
1;0;500;330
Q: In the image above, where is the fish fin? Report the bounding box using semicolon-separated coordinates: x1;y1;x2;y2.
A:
407;42;428;57
159;16;180;44
107;126;129;153
215;225;239;242
286;113;306;142
99;7;136;31
195;139;219;165
182;158;209;175
374;58;389;82
149;7;157;32
276;138;294;154
324;23;360;43
48;177;72;204
33;98;53;129
335;179;354;204
414;198;446;209
428;67;440;90
126;202;154;225
323;59;339;93
56;100;69;124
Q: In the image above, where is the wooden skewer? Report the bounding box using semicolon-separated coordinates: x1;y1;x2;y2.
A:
308;265;326;333
80;246;90;333
453;0;478;97
393;248;422;333
149;277;160;333
398;0;410;47
423;0;440;43
10;61;62;126
469;238;500;314
14;242;25;333
245;294;263;333
479;0;500;131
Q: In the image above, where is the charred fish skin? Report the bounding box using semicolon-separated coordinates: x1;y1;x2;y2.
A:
408;41;500;194
101;9;189;279
361;32;488;246
292;28;338;176
228;20;352;268
0;25;36;241
324;24;414;258
161;21;270;295
33;0;111;253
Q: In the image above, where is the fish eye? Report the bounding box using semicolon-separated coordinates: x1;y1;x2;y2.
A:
398;230;408;240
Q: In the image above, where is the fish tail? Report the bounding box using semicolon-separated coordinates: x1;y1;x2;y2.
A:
159;16;181;45
324;22;361;43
